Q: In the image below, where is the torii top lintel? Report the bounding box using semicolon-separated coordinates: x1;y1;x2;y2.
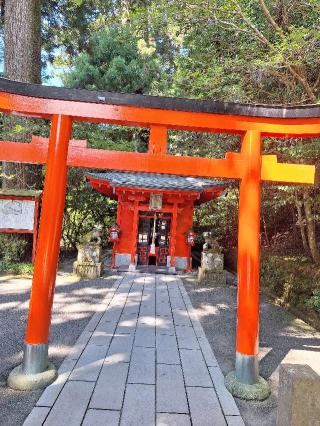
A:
0;77;316;185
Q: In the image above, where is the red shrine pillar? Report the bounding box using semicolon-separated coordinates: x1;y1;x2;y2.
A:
129;200;139;271
169;202;178;273
235;130;261;384
112;197;123;268
8;115;72;389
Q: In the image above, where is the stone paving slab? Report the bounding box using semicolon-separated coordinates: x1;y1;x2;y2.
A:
23;407;50;426
175;325;200;350
186;386;226;426
134;323;155;347
36;358;77;407
156;413;191;426
180;348;213;387
128;346;155;384
225;416;246;426
209;366;241;416
82;409;120;426
121;383;155;426
43;381;95;426
90;362;129;410
69;343;109;381
156;333;180;364
23;273;244;426
157;363;188;413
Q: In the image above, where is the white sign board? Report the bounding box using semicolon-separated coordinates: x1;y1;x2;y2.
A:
0;199;35;231
149;193;163;210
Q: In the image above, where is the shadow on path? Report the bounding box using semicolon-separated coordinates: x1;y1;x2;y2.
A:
0;271;119;426
182;275;320;426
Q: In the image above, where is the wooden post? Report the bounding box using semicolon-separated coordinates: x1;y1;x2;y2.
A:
149;125;167;155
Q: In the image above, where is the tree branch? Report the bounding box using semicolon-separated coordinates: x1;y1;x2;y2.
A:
234;1;317;102
313;71;320;90
258;0;284;35
287;64;317;102
233;1;270;46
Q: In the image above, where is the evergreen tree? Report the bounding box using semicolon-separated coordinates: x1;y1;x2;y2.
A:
65;25;160;94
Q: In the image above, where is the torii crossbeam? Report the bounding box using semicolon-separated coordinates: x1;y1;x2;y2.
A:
0;78;317;399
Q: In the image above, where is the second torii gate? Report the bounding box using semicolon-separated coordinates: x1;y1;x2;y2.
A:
0;77;317;399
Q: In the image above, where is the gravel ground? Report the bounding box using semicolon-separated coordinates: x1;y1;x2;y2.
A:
181;273;320;426
1;266;319;426
0;266;120;426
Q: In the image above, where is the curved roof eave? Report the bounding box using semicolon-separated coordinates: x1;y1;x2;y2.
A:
86;171;229;193
1;78;320;119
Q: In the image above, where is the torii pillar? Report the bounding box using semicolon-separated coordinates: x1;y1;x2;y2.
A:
225;130;269;400
8;115;72;390
237;130;261;382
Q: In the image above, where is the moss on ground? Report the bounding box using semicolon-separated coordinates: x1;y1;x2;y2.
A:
260;254;320;328
0;261;34;275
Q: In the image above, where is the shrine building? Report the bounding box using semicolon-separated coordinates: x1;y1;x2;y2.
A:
86;171;227;272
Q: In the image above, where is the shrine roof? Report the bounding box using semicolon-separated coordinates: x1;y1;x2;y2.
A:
87;171;228;192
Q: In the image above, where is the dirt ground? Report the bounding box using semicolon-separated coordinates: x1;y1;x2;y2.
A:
182;273;320;426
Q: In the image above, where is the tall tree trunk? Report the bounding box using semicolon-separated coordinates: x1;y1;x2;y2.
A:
294;191;309;255
4;0;41;83
303;188;320;264
2;0;42;189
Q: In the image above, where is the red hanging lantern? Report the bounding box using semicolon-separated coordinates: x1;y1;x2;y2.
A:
186;229;196;246
109;223;120;242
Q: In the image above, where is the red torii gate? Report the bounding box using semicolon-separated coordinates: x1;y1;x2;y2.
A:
0;78;317;397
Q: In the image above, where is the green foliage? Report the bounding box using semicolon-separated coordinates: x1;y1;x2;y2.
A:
72;122;149;152
0;114;50;142
65;25;160;94
155;0;319;104
60;24;160;248
0;261;33;275
62;168;117;250
42;0;105;61
168;131;240;158
59;24;163;249
194;188;239;247
261;254;320;314
305;289;320;312
40;1;320;263
0;235;29;263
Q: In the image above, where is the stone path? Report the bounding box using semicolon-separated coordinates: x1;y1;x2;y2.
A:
23;273;244;426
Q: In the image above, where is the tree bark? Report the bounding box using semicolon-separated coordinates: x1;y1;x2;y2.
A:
295;191;309;255
4;0;41;83
303;188;320;264
2;0;42;189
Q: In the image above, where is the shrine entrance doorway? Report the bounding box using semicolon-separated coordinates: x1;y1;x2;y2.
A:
137;212;171;267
